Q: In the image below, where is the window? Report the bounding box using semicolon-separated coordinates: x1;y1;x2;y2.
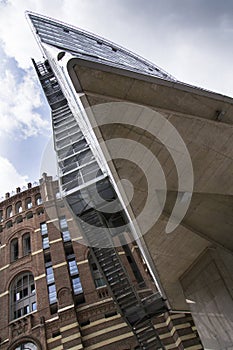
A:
26;212;33;220
48;283;57;304
35;194;42;205
11;238;19;262
72;277;83;295
40;222;48;235
40;222;49;249
89;254;106;288
37;208;44;216
68;256;79;276
42;236;49;249
0;209;3;222
46;262;55;284
6;220;13;229
25;197;32;209
10;273;36;320
60;216;71;242
66;253;83;295
15;201;22;214
94;278;106;288
6;205;13;218
45;257;57;304
59;216;67;229
16;216;23;224
15;342;38;350
23;233;31;256
62;230;71;242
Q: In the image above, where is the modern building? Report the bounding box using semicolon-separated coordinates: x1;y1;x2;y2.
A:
0;177;202;349
25;12;233;349
1;10;230;349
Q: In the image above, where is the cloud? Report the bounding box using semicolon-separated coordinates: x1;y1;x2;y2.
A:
0;65;50;138
0;0;232;97
0;0;76;69
0;156;29;197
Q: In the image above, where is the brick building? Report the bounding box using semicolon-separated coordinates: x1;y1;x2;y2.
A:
0;175;203;349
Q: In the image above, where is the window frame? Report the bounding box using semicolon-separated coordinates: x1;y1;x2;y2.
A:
15;201;23;214
6;205;13;218
11;238;19;262
10;272;37;320
23;233;31;256
35;194;42;206
25;197;33;210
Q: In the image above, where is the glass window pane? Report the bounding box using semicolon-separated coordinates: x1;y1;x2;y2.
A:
11;239;19;262
43;236;49;249
40;222;48;235
46;267;54;283
48;284;57;304
36;196;42;205
26;198;32;209
62;230;71;242
72;277;83;294
95;278;106;288
31;284;35;294
23;305;30;315
23;234;31;255
68;259;78;275
60;216;67;229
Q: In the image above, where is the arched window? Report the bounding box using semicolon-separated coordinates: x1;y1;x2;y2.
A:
23;233;31;256
36;208;44;216
35;194;42;205
15;201;22;214
25;197;32;210
11;238;19;262
16;215;23;224
6;220;13;229
26;212;33;220
6;205;13;218
15;342;38;350
10;272;36;320
0;209;3;222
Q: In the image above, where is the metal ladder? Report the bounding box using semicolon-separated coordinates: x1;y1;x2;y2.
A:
76;208;166;350
33;59;167;350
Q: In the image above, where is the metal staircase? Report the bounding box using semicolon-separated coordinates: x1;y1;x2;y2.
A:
33;59;168;349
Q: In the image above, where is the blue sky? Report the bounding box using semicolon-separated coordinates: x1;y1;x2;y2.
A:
0;0;233;198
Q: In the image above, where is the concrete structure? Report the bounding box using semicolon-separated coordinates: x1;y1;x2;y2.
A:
26;12;233;349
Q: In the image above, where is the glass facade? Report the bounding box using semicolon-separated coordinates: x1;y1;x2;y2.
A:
28;13;175;81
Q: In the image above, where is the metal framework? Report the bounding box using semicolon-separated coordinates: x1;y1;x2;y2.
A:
29;13;169;349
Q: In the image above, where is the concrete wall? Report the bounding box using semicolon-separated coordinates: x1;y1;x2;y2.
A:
181;247;233;349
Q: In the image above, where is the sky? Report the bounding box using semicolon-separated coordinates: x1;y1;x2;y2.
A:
0;0;233;199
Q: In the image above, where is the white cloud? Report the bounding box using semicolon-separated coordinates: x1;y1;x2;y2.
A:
0;68;50;138
0;156;28;197
0;0;232;97
0;0;77;69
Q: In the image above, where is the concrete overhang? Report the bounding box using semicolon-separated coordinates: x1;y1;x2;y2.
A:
67;58;233;310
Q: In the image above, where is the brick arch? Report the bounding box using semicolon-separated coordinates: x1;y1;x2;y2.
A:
6;227;34;245
57;286;73;308
7;335;42;350
6;269;34;292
